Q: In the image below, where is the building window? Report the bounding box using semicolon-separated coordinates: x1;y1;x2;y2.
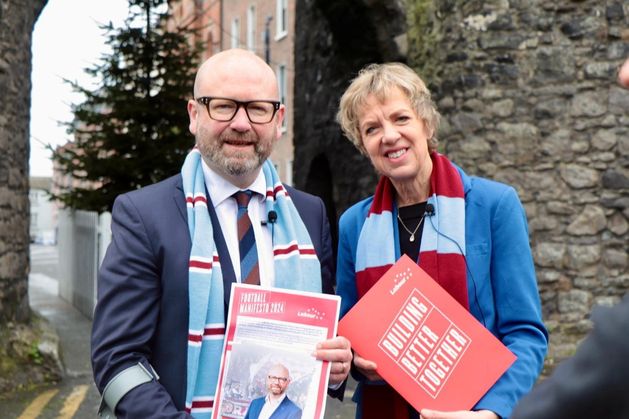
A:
231;18;240;49
275;0;288;40
277;64;287;131
247;6;256;51
194;0;203;13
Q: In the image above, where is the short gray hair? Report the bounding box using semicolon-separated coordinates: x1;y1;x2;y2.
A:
336;62;440;154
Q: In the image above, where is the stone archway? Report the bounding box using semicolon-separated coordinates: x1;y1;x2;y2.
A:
293;0;406;216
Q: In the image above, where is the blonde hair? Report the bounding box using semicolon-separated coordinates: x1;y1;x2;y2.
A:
336;62;440;154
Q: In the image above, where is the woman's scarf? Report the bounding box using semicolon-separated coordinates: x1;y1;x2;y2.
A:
181;148;321;418
355;151;469;419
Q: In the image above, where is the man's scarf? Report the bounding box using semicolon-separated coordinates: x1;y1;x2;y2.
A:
354;152;469;418
181;148;321;418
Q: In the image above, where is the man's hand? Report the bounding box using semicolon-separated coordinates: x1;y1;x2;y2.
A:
313;336;352;385
419;409;499;419
353;352;382;381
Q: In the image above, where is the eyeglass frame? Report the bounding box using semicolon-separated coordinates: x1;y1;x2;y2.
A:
267;375;289;383
195;96;281;124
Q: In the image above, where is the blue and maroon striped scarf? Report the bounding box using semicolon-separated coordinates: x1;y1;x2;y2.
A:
356;152;469;419
181;148;321;418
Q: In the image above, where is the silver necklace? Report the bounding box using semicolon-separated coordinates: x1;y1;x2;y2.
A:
397;213;426;242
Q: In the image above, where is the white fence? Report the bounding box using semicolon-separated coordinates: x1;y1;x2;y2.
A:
57;208;111;319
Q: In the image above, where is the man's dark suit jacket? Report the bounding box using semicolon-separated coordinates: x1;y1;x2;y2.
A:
91;174;334;418
244;395;302;419
511;294;629;418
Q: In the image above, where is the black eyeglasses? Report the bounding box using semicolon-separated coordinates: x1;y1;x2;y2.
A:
196;96;280;124
267;375;288;383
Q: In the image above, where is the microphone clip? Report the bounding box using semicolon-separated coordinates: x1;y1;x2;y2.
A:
425;203;435;217
262;210;278;226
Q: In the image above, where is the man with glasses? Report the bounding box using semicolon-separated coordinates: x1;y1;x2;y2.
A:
244;363;302;419
92;49;352;418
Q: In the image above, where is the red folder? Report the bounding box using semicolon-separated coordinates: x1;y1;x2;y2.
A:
338;255;516;412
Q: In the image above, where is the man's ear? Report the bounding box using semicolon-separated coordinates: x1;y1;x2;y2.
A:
187;99;199;135
275;104;286;139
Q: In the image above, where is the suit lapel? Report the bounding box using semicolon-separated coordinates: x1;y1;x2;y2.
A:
205;193;237;308
173;175;188;224
271;396;291;418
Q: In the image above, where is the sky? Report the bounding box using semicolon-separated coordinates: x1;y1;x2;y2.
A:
29;0;129;177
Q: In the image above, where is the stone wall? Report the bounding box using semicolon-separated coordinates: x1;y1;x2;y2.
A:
0;0;48;323
295;0;628;364
410;0;628;362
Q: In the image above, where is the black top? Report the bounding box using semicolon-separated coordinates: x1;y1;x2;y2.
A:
396;201;428;418
397;201;427;262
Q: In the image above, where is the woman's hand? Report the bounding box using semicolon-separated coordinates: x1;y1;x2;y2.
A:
353;352;382;381
419;409;499;419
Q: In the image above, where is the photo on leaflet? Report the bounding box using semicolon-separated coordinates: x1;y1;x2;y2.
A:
217;341;319;419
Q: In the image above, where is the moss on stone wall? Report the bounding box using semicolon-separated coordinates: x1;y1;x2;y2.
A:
0;315;62;395
406;0;443;84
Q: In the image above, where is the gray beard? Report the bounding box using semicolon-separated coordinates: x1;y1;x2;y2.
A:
197;131;272;177
206;148;265;176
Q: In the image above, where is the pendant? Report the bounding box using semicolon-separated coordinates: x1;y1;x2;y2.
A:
409;234;415;242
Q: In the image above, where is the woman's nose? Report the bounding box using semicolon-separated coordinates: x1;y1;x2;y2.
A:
382;122;400;143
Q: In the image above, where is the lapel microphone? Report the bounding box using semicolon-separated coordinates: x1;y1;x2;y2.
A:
426;203;435;216
261;210;278;225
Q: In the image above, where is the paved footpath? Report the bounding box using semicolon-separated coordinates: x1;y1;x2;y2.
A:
2;245;357;418
1;244;101;418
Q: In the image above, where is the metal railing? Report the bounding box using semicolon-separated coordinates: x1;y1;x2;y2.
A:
57;208;111;319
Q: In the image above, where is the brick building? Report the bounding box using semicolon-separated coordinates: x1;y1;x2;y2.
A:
170;0;221;60
174;0;296;184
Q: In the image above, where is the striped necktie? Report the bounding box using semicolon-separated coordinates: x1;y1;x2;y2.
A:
233;190;260;285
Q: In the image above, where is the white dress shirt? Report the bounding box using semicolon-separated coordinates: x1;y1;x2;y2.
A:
201;160;275;286
258;394;287;419
202;161;341;391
